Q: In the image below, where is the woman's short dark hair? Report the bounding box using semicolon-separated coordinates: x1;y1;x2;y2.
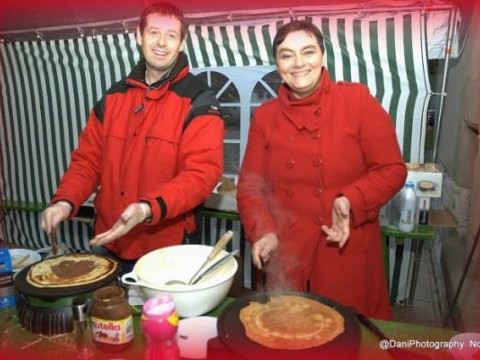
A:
139;2;187;39
273;20;325;59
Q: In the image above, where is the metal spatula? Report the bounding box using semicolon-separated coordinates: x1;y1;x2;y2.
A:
190;249;239;285
166;230;234;286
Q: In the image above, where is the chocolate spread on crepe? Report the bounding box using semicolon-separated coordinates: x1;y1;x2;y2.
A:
27;253;117;288
51;260;96;279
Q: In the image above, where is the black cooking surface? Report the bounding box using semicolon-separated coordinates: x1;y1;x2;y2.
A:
217;290;361;360
14;254;119;298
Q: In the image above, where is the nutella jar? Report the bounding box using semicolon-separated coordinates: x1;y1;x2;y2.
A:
89;285;134;352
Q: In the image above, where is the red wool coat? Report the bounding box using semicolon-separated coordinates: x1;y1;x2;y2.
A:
237;70;407;319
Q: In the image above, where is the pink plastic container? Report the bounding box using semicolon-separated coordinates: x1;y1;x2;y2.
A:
141;295;180;360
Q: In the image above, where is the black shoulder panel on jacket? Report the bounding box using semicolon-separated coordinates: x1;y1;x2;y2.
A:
93;80;129;122
182;90;221;131
170;74;222;131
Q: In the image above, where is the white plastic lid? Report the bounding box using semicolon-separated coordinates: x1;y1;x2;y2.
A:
143;294;175;316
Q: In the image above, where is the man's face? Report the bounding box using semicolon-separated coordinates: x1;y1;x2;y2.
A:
276;30;324;99
136;13;185;81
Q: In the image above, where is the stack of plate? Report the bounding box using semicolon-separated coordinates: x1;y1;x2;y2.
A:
8;249;41;274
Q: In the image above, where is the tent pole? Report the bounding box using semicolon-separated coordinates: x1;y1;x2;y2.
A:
442;222;480;328
433;8;457;162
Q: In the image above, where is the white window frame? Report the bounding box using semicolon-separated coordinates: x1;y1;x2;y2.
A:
191;65;277;177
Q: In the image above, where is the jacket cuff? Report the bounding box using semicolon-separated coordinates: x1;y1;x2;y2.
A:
139;196;167;225
339;187;368;227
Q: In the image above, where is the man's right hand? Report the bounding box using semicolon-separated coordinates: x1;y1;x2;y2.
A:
41;201;73;234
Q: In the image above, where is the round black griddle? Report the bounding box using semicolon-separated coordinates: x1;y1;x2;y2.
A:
217;290;361;360
14;254;120;298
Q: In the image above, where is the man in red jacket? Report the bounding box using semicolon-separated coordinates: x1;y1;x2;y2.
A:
41;2;224;272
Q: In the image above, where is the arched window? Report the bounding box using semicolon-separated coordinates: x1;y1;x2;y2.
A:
250;70;282;124
197;70;241;175
193;66;278;175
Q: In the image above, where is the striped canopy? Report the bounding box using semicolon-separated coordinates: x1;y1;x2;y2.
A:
0;9;432;249
187;13;431;161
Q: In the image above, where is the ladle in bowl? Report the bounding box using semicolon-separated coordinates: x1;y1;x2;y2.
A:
165;230;234;286
165;249;239;286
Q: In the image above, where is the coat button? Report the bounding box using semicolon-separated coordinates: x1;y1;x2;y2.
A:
314;108;321;116
312;132;321;139
288;135;296;142
313;158;322;167
314;216;323;225
313;187;322;197
286;188;295;197
285;159;296;169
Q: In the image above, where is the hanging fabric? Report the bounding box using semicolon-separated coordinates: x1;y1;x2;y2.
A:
0;9;444;249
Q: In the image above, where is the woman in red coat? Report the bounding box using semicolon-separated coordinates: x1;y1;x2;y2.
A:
237;20;407;319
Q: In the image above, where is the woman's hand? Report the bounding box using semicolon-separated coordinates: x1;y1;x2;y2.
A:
252;232;279;269
321;196;351;248
89;202;151;246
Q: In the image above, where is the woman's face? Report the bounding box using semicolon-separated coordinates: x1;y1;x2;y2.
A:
276;30;324;99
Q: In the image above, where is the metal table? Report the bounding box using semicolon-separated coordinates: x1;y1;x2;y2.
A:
382;225;437;305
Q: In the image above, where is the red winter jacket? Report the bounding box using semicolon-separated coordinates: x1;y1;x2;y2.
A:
53;53;224;259
237;69;406;319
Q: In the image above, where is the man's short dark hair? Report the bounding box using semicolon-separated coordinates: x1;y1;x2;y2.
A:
273;20;325;60
139;2;187;39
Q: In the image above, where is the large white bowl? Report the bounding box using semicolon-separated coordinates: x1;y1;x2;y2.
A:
121;244;238;317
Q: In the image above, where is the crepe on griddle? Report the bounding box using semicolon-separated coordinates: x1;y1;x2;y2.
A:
239;295;345;350
27;253;117;288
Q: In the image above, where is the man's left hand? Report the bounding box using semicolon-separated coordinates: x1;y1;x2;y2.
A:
89;202;151;246
321;196;351;248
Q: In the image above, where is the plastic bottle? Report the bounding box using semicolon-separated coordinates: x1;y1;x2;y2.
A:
141;294;180;360
388;192;401;228
398;181;417;232
418;197;430;225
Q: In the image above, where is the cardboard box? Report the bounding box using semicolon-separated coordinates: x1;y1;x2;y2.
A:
204;177;238;213
0;247;15;308
204;192;238;213
406;163;443;198
428;208;458;228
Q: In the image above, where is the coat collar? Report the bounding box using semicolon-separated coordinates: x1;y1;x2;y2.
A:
278;68;332;131
125;52;190;99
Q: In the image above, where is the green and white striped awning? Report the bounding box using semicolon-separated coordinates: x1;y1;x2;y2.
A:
0;10;431;249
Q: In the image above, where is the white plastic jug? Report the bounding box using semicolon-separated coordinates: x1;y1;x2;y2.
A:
398;181;417;232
